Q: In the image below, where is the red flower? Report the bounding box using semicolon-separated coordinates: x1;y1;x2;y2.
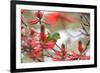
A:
35;11;43;19
45;40;56;50
53;47;67;61
61;48;67;56
53;52;62;61
77;41;84;54
25;39;32;46
66;58;73;61
32;33;40;41
80;55;90;60
45;12;79;26
40;32;47;42
26;38;41;48
29;19;39;25
71;51;79;58
45;12;61;26
53;57;62;61
65;51;79;61
55;52;63;57
30;48;42;58
30;40;37;48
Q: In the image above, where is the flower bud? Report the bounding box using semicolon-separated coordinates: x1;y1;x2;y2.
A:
35;11;43;19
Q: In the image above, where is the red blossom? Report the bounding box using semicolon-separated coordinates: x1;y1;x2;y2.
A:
55;52;62;57
45;12;61;26
61;48;67;56
29;19;39;25
53;47;67;61
30;48;42;58
80;55;90;60
71;51;79;59
77;41;84;54
53;57;62;61
53;52;62;61
30;40;37;48
32;33;40;41
45;40;56;50
40;32;47;42
35;11;43;19
26;39;31;45
45;12;79;26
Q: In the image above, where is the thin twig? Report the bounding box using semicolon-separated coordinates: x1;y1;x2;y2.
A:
81;23;89;34
44;49;54;58
81;20;89;26
21;14;28;27
84;15;90;25
55;44;62;50
80;15;89;26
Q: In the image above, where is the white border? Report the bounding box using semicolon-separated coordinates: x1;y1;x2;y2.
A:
16;5;94;69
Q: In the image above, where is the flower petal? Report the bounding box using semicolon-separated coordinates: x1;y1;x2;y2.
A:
29;19;39;25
